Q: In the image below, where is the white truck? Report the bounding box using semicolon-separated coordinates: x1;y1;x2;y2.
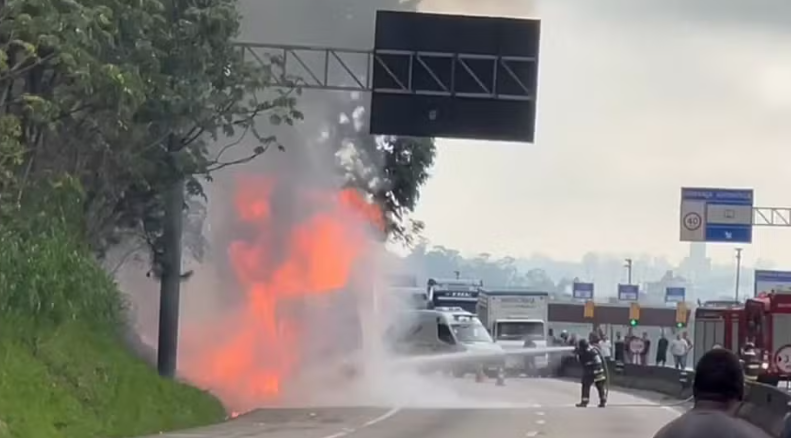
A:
477;290;550;376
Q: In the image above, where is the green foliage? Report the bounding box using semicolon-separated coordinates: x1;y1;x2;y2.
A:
0;0;300;270
0;320;226;438
0;213;225;438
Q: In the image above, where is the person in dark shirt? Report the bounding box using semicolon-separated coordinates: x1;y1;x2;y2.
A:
656;332;669;366
640;332;652;365
652;348;771;438
613;331;625;362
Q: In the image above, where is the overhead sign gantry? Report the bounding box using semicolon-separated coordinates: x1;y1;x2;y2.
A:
235;10;542;142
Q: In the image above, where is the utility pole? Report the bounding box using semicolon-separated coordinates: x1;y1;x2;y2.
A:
454;270;460;280
156;0;187;379
734;247;743;302
157;133;185;378
624;258;633;284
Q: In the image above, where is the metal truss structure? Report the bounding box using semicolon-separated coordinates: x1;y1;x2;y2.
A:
754;207;791;227
235;42;536;101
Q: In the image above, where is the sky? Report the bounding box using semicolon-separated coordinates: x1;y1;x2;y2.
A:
409;0;791;267
236;0;791;268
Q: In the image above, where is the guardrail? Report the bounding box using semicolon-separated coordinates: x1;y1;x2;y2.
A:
557;359;791;437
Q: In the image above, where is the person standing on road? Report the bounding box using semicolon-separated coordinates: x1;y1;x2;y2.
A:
656;331;669;366
599;335;612;360
640;332;652;365
670;333;688;369
614;332;625;362
574;338;607;408
682;331;694;366
624;331;634;363
651;348;772;438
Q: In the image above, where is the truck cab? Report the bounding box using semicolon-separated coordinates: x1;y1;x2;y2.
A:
693;296;790;386
743;293;791;386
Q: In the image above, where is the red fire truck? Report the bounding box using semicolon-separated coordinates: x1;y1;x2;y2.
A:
694;294;791;386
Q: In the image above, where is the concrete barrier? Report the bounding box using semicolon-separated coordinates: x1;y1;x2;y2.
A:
557;357;791;437
558;360;693;399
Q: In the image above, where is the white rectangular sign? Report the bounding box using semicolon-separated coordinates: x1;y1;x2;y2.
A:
755;270;791;296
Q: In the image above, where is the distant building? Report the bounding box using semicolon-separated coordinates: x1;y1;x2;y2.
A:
643;270;688;305
679;242;711;286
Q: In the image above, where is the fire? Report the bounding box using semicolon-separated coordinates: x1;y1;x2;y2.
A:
179;174;383;412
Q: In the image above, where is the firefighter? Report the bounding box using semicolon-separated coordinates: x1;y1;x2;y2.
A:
575;338;607;408
739;342;761;382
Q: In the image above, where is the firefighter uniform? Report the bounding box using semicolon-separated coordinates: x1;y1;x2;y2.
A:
576;339;607;408
740;343;761;382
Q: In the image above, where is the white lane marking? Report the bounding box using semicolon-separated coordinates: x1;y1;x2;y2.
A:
361;408;401;427
526;431;540;437
535;419;546;425
320;408;401;438
535;411;545;416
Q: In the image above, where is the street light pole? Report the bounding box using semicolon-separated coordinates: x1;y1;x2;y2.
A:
735;248;743;302
624;258;633;284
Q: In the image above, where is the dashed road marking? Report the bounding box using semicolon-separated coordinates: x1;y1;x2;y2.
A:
535;419;546;425
526;431;540;437
535;411;545;416
320;408;401;438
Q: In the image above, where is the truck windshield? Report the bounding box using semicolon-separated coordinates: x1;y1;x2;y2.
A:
451;321;493;343
496;321;544;340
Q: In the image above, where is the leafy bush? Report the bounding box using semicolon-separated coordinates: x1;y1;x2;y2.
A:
0;215;226;438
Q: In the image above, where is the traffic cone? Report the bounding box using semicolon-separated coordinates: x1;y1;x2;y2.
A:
496;367;505;386
475;366;485;383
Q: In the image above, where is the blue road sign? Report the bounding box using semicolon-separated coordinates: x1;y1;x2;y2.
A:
665;287;686;303
572;282;594;300
754;270;791;296
618;284;639;301
680;187;753;243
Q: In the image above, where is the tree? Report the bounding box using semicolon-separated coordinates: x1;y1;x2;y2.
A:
330;93;435;244
0;0;300;270
524;268;556;292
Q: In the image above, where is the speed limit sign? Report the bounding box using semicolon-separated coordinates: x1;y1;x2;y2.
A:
775;345;791;373
683;212;702;231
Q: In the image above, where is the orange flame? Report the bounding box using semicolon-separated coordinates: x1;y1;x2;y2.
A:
180;174;383;412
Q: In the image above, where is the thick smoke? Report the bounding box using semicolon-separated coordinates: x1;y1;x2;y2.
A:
113;0;791;412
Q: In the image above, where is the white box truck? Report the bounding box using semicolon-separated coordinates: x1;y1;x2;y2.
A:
477;290;550;376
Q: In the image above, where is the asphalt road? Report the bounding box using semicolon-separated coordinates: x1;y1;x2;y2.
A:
143;377;682;438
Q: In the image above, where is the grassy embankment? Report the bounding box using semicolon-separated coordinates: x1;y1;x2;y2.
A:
0;220;226;438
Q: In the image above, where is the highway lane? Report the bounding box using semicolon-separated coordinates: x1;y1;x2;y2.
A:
143;376;682;438
346;377;682;438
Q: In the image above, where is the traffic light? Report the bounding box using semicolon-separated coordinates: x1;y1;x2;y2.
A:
584;300;595;319
629;302;640;326
676;301;688;328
